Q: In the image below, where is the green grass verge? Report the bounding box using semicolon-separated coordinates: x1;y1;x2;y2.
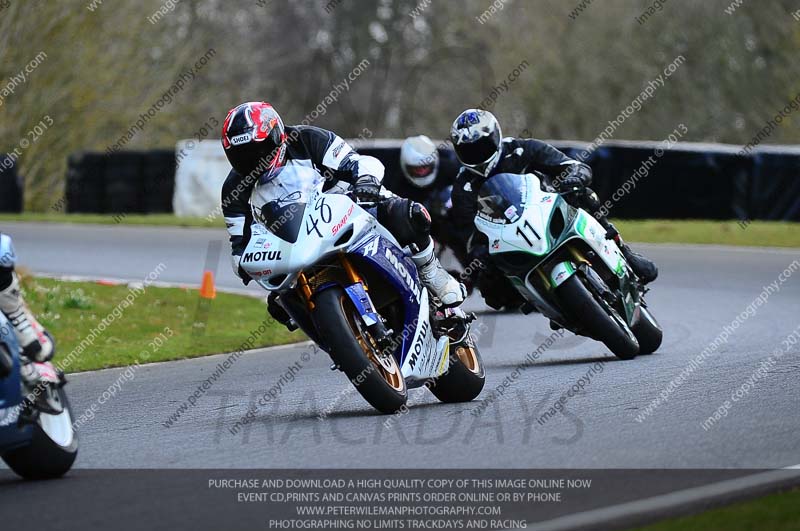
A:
2;214;798;247
634;488;800;531
613;220;799;248
20;276;300;372
0;212;220;228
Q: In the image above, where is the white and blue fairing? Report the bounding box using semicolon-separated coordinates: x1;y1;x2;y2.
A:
240;166;446;385
0;312;32;450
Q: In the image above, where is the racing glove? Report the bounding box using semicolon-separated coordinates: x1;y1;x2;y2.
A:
352;175;382;203
554;163;592;193
557;176;585;192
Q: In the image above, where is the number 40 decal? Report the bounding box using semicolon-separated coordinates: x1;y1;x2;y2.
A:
515;219;541;247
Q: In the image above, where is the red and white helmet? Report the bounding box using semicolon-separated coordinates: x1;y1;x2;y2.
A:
221;102;286;176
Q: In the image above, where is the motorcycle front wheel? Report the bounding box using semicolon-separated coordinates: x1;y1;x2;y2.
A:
2;386;78;479
313;287;408;415
557;273;639;360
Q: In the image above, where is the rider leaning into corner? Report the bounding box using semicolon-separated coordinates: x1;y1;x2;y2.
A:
448;109;659;311
0;233;54;386
219;102;467;328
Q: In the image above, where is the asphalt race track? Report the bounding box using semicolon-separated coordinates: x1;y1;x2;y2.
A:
1;221;799;529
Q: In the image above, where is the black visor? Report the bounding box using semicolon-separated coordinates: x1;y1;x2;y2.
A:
454;129;500;166
227;137;280;177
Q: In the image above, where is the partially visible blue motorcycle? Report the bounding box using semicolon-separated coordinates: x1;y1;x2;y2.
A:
0;313;77;479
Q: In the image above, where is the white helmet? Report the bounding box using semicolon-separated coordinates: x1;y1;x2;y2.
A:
400;135;439;188
450;109;502;177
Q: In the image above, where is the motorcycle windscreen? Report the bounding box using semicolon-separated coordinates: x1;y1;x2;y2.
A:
251;165;324;243
476;172;527;224
259;201;306;243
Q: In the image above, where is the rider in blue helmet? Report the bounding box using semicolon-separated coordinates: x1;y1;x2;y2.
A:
448;109;658;309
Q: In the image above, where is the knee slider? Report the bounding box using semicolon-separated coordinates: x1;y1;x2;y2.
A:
377;198;431;250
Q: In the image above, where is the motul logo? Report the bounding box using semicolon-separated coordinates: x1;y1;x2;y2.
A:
384;248;421;301
242;250;282;263
408;320;430;370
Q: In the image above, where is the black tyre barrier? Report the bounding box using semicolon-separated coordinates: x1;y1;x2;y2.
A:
64;141;800;220
0;155;23;213
105;151;144;214
595;146;740;220
66;152;106;213
748;148;800;221
66;150;174;214
142;150;176;213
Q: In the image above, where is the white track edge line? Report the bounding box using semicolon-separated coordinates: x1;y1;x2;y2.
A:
515;467;800;531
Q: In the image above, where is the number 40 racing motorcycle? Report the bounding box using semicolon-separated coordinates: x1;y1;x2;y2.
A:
474;173;663;360
240;166;485;414
1;313;77;478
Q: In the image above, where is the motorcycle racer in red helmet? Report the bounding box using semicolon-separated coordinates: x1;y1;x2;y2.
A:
220;102;467;327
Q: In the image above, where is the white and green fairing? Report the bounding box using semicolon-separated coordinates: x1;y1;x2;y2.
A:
474;173;637;324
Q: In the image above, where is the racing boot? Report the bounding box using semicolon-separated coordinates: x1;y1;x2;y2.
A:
0;272;53;361
606;229;658;285
19;359;63;416
619;242;658;284
412;241;467;308
601;220;658;285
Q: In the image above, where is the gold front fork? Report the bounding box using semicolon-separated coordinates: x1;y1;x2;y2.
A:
297;272;315;311
340;253;366;289
538;244;591;288
296;254;364;311
568;245;591;267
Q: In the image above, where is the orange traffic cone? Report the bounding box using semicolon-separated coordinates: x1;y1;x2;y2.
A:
200;270;216;299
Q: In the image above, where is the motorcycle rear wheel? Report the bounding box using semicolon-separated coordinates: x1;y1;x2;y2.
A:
428;336;485;403
313;287;408;415
633;305;663;355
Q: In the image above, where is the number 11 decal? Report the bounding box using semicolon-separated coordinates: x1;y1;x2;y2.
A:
515;219;541;247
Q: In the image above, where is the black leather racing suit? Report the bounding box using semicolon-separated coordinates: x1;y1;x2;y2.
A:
381;149;467;266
